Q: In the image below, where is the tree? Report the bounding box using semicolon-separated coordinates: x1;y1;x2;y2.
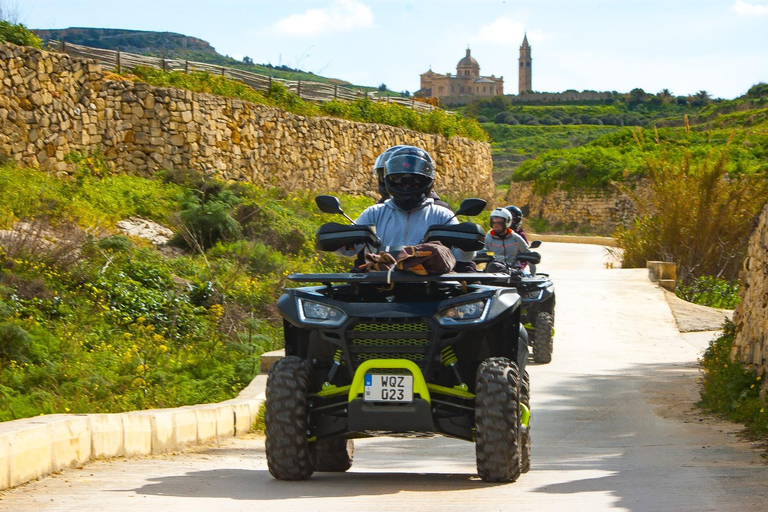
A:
242;56;253;65
746;83;768;99
378;83;387;92
628;88;647;107
691;90;711;107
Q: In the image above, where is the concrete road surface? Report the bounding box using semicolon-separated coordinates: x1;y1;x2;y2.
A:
2;243;767;512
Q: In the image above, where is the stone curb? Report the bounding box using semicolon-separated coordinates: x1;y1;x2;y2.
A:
529;233;617;247
0;374;267;491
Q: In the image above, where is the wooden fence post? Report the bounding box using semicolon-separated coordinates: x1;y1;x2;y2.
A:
161;57;166;71
334;84;338;100
220;67;225;76
297;80;302;98
268;76;272;93
61;40;66;53
116;49;121;74
185;60;189;74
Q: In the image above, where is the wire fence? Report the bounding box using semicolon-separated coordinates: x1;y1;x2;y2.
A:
54;41;441;113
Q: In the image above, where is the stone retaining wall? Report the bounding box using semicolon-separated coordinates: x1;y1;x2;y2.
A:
0;43;493;200
506;181;642;236
506;181;649;236
732;203;768;379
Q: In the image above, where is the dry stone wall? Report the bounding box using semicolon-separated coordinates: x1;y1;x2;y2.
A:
732;203;768;379
506;181;641;235
0;43;493;200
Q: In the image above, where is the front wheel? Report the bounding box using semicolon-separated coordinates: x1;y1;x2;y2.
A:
265;356;314;480
311;438;354;472
475;357;522;483
532;312;554;364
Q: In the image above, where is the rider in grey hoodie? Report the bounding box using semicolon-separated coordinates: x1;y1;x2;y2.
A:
337;146;473;266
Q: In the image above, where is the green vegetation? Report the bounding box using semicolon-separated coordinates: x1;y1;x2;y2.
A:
677;276;740;310
0;156;375;421
613;131;768;286
699;321;768;437
0;21;42;48
125;66;487;141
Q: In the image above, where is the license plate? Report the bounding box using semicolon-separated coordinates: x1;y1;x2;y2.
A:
364;373;413;403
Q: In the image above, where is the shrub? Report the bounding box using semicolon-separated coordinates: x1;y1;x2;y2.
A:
677;275;740;309
0;21;42;48
614;130;768;284
699;321;768;436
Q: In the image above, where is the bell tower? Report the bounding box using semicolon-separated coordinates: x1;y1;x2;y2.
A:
518;34;532;94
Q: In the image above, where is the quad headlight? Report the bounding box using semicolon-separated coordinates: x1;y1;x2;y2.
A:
297;298;347;327
437;299;490;326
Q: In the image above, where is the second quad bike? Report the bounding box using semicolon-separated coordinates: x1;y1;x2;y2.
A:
475;245;556;364
264;196;532;483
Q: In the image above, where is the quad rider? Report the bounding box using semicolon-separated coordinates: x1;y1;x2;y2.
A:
485;207;529;274
340;145;474;270
373;145;452;210
506;205;528;243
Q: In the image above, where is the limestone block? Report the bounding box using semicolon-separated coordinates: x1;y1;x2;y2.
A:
0;431;9;490
34;415;91;471
172;408;198;447
122;413;152;457
0;420;52;488
194;406;219;443
88;414;125;458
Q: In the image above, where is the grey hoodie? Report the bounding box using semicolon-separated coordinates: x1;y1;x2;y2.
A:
337;198;473;261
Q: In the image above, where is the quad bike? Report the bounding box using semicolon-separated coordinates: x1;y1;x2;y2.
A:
475;245;556;364
265;196;532;483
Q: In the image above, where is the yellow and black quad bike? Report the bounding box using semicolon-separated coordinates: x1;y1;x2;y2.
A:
264;196;531;483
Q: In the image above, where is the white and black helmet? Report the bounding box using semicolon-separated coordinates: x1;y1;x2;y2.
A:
489;207;513;229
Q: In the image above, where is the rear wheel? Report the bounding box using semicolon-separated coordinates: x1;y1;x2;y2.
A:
521;370;531;473
265;356;314;480
532;312;554;364
475;357;522;483
311;438;354;472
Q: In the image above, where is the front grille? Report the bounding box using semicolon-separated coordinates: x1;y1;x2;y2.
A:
347;318;432;368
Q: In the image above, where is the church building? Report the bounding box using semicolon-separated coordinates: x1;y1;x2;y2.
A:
417;48;504;99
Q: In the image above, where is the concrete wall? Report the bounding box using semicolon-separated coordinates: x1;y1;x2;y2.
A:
0;43;494;200
732;203;768;379
507;181;642;236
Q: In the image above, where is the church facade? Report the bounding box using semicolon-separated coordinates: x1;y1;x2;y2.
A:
417;48;503;99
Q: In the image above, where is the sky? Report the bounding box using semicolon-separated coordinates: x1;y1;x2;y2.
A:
17;0;768;99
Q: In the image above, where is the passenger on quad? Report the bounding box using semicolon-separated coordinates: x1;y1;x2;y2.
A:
339;145;474;269
373;145;452;210
506;205;528;243
485;207;529;274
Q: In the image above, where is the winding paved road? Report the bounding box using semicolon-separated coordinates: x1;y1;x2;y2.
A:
2;243;767;511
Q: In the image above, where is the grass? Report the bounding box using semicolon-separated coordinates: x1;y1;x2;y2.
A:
0;157;376;421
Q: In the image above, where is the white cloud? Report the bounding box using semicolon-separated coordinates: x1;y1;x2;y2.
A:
732;0;768;16
472;17;525;45
274;0;374;37
469;17;546;47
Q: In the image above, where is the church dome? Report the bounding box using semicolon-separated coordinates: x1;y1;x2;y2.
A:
457;48;479;68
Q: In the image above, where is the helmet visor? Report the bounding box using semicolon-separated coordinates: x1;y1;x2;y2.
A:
385;154;435;179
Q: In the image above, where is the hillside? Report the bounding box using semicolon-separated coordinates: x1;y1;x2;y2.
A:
33;27;355;86
504;84;768;193
458;92;716;186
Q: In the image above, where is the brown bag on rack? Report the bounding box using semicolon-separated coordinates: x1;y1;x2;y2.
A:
359;251;397;271
395;241;456;275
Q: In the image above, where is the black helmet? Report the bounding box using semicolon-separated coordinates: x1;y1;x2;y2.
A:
373;145;407;198
384;146;435;211
506;205;523;229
